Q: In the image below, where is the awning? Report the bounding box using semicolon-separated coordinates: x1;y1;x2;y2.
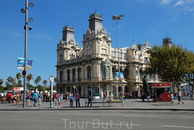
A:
152;83;170;88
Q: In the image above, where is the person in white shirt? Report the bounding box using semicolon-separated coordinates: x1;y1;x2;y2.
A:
108;92;113;107
171;92;174;104
177;89;184;105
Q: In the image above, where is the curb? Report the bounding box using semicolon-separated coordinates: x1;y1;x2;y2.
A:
0;108;194;111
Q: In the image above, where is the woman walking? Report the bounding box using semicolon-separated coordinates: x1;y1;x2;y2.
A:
177;89;184;105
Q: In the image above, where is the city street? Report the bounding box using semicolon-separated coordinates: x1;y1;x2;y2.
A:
0;110;194;130
0;98;193;110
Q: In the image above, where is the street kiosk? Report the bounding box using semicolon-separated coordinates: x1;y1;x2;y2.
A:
152;83;172;101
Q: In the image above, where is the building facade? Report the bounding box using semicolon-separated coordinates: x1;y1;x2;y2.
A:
56;12;158;98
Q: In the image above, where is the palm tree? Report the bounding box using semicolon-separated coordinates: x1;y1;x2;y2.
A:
43;80;47;87
34;79;39;87
18;80;22;87
27;73;33;84
16;73;21;83
11;78;16;87
5;82;9;87
0;79;3;86
7;76;13;84
36;76;41;85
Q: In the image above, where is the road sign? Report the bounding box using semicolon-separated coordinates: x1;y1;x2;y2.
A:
22;70;26;76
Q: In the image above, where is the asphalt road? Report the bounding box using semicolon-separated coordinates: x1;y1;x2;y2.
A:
0;110;194;130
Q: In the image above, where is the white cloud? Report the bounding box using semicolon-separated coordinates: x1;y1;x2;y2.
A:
160;0;172;5
13;32;22;37
188;8;194;11
174;0;185;6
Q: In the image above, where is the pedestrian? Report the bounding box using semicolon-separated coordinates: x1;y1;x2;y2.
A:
75;91;80;108
60;92;63;104
65;92;69;103
87;92;93;107
123;94;125;101
16;92;21;105
146;90;151;103
177;89;184;105
69;92;74;107
43;92;46;102
108;92;113;107
55;92;60;108
38;91;42;107
12;92;17;106
171;92;174;104
154;91;158;102
26;92;30;106
33;91;38;107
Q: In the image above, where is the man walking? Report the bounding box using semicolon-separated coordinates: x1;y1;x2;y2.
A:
146;90;151;103
108;92;113;107
177;89;184;105
33;91;38;107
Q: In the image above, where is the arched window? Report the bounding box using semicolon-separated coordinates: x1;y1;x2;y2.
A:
67;69;70;82
72;68;76;82
87;66;91;81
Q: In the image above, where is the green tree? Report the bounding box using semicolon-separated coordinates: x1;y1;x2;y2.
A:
27;73;33;84
11;78;17;87
16;73;21;83
7;76;13;85
34;79;39;87
36;76;41;85
5;82;9;87
37;85;45;91
0;79;3;86
18;80;22;87
146;45;191;89
43;80;47;86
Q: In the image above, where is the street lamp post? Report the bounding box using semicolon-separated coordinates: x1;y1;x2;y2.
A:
112;14;124;106
21;0;34;108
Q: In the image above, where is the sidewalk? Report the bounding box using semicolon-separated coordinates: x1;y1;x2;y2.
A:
0;98;193;111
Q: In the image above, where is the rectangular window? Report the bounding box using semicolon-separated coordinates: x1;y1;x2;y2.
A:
87;49;91;55
101;49;107;54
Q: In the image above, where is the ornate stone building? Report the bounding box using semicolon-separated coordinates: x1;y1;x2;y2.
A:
56;12;155;98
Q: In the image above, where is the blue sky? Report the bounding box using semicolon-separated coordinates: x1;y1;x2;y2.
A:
0;0;194;86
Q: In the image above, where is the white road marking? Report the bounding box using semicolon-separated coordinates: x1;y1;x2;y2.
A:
184;117;194;119
126;114;158;117
161;125;194;129
91;123;139;126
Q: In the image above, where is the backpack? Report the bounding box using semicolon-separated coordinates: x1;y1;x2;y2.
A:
75;94;79;99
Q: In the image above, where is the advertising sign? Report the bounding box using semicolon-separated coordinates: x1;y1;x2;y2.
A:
17;57;33;70
115;72;124;79
13;87;24;91
152;74;158;80
152;83;170;88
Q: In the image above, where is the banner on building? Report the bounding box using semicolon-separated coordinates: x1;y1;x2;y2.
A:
115;72;124;79
17;57;33;70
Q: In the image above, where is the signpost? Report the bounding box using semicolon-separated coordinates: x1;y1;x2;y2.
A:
49;76;54;108
22;70;26;76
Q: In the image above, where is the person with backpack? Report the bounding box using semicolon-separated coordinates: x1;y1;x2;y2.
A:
69;92;74;107
75;91;80;108
38;91;43;107
55;92;60;108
